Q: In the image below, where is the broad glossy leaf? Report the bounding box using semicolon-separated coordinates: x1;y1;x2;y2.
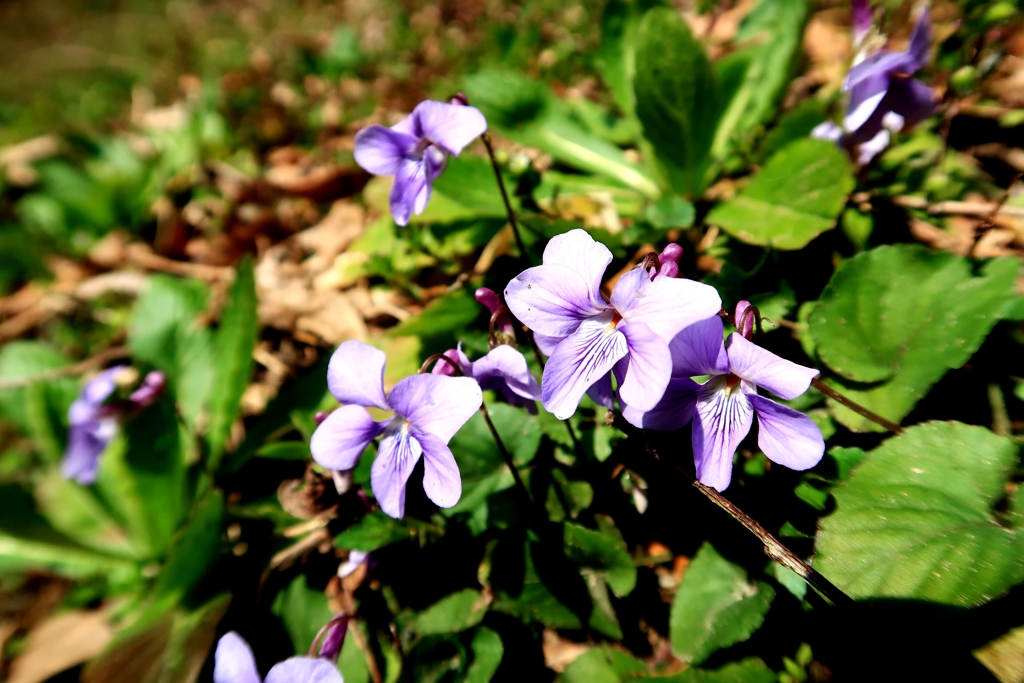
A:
564;517;636;598
128;274;216;431
669;543;774;665
414;589;490;636
207;256;258;469
557;647;647;683
815;421;1024;606
465;627;504;683
710;0;808;161
639;658;776;682
705;139;854;249
272;573;335;655
154;488;224;599
413;155;511;223
95;397;186;558
808;246;1017;431
634;7;719;196
334;511;420;552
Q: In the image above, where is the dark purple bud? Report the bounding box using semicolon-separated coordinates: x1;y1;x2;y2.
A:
315;613;350;662
852;0;872;45
476;287;515;343
128;371;165;408
658;262;679;279
735;300;755;339
659;243;683;264
450;93;470;107
314;411;331;426
430;349;460;376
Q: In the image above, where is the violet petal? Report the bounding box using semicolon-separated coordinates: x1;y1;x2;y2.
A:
408;101;488;156
505;264;607;338
617;321;673;414
265;657;344;683
667;316;729;378
326;340;390;410
542;316;629;420
353;125;417;176
415;429;462;508
310;405;388;471
540;229;614;305
386;374;482;443
622;376;700;431
725;334;818;400
371;425;423;519
612;268;722;342
691;378;754;491
748;394;825;471
213;632;262;683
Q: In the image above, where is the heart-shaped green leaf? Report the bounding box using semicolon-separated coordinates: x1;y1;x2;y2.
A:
705;138;854;250
815;421;1024;606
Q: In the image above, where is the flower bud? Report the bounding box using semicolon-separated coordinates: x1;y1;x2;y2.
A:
317;613;350;662
475;287;515;344
735;300;755;339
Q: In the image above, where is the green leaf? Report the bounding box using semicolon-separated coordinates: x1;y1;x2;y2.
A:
808;247;1017;431
128;274;216;432
640;658;776;682
705;139;855;249
272;573;334;655
82;593;231;683
95;398;186;558
557;647;647;683
34;469;136;559
255;441;311;460
414;589;490;636
388;288;479;341
465;627;504;683
334;511;418;552
413;155;510;223
645;195;695;229
154;488;225;599
669;543;775;664
597;0;665;118
207;256;258;469
564;517;637;598
634;6;719;195
815;421;1024;606
0;341;76;435
710;0;808;161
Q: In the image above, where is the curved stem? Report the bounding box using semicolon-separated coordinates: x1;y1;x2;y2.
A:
419;353;460;375
480;402;531;503
481;133;529;262
604;410;853;607
811;377;904;434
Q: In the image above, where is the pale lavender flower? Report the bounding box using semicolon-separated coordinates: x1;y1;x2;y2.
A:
310;341;482;519
353;100;487;226
62;367;165;485
812;8;935;165
432;343;542;413
337;550;370;579
623;311;824;491
505;229;720;419
214;632;342;683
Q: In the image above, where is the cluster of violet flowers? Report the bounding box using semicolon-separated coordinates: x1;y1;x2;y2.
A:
812;0;936;165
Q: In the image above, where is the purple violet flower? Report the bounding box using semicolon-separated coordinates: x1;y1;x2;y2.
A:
353;100;487;226
623;309;824;491
310;341;482;519
812;8;935;165
62;367;165;485
432;343;542;413
214;632;342;683
504;229;721;420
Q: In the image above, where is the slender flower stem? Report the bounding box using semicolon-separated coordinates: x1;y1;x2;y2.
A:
810;378;904;434
604;410;853;607
480;133;529;261
349;621;382;683
480;402;532;503
389;623;412;683
418;353;460;375
517;327;579;450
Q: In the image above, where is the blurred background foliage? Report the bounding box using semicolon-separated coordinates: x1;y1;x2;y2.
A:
2;0;1024;682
